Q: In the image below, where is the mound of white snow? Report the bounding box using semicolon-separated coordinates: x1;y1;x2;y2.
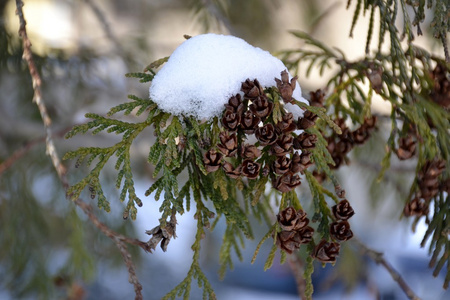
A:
149;33;307;120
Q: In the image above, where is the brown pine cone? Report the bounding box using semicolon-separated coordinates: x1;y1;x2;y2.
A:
418;159;446;200
331;199;355;220
241;144;262;160
352;125;371;145
312;170;327;184
297;110;318;130
221;109;241;131
274;171;301;192
293;132;317;150
241;159;261;179
241;78;264;100
274;70;297;103
241;110;261;134
396;135;416;160
330;220;353;241
430;63;450;109
222;161;242;179
270;135;294;156
313;240;340;263
277;206;309;231
277;112;297;133
203;149;223;172
217;131;238;157
291;151;313;174
224;94;244;115
403;197;429;217
309;89;325;107
440;178;450;194
363;116;377;129
255;124;278;145
276;230;302;254
249;96;274;119
297;226;314;244
273;155;291;175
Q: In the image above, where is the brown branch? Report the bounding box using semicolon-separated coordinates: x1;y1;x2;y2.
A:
352;238;421;300
287;254;306;300
14;1;146;299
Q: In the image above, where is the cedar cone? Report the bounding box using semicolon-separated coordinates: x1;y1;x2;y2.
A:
203;149;223;172
313;240;340;263
255;123;278;145
241;110;261;134
273;155;291;175
274;171;301;192
277;206;309;231
291;151;313;174
363;116;377;129
270;135;294;156
217;131;238;157
332;199;355;220
417;159;446;200
222;161;242;179
146;214;177;252
249;96;274;119
241;78;264;100
312;170;327;184
277;112;297;133
276;227;314;254
430;63;450;109
241;144;262;160
367;65;383;94
330;220;353;241
440;177;450;194
241;159;261;179
221;109;241;131
352;126;371;145
297;110;318;130
293;132;317;150
396;135;416;160
403;197;429;217
224;94;244;115
309;89;325;107
274;70;297;103
297;226;314;244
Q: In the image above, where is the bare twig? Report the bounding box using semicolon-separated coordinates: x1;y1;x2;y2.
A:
352;238;421;300
15;1;145;299
287;254;306;300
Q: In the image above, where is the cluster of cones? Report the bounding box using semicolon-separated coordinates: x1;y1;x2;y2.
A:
203;71;319;193
276;199;355;262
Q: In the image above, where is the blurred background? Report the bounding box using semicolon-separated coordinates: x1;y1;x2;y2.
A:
0;0;449;299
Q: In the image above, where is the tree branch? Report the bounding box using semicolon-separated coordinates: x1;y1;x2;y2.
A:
352;238;421;300
14;1;145;299
287;254;307;300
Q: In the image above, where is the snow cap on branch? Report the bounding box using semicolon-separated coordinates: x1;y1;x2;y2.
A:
150;33;307;120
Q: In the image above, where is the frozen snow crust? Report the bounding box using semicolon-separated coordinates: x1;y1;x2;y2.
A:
150;34;306;120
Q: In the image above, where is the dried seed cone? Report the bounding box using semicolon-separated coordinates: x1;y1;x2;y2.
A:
276;231;302;254
270;135;294;156
277;206;309;231
222;109;241;131
330;220;353;241
430;63;450;110
241;110;261;134
273;155;291;175
396;135;416;160
222;161;242;179
241;159;261;179
241;78;264;100
224;94;244;114
417;159;446;200
241;144;262;160
291;151;313;174
217;131;238;157
274;70;297;103
403;198;429;217
277;112;297;133
331;199;355;220
309;89;325;107
255;123;278;145
203;149;223;172
293;132;317;150
313;240;340;263
274;171;301;192
297;110;318;130
249;96;274;119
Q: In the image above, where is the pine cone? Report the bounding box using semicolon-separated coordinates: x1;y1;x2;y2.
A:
241;110;261;134
403;197;429;217
330;220;353;241
241;144;262;160
221;109;241;131
297;226;314;244
396;135;416;160
203;149;223;172
146;214;177;252
273;155;291;175
274;70;297;103
277;206;309;231
430;63;450;109
331;199;355;220
313;240;340;263
363;116;377;130
277;112;297;133
352;125;371;145
217;131;238;157
222;161;242;179
309;89;325;107
249;96;274;119
224;94;244;115
276;231;302;254
241;159;261;179
293;132;317;150
270;135;294;156
255;123;278;145
274;171;301;192
417;159;445;200
297;110;318;130
291;151;313;174
241;78;264;100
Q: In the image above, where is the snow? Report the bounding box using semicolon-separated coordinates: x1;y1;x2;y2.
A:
149;34;307;120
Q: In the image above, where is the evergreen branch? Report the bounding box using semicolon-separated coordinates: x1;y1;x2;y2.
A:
287;254;307;300
251;223;276;264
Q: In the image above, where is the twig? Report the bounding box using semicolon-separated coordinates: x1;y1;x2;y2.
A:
15;1;145;299
352;238;421;300
287;254;307;299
